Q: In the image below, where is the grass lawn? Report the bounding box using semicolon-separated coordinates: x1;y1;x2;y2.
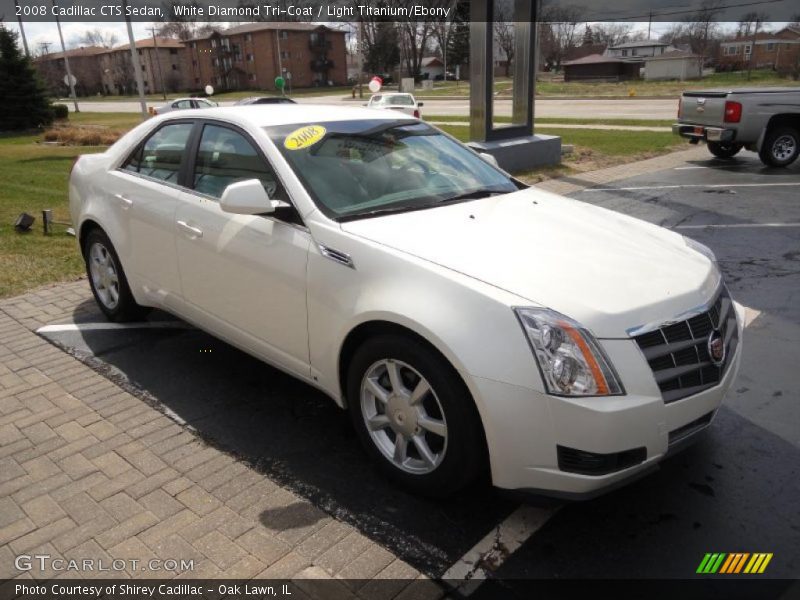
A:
416;70;799;98
0;112;684;298
430;115;673;127
58;85;354;104
0;133;102;298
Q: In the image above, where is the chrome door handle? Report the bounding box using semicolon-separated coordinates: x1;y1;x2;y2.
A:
114;193;133;208
177;220;203;238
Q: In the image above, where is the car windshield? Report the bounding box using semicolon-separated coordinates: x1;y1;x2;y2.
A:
267;120;519;220
385;95;414;106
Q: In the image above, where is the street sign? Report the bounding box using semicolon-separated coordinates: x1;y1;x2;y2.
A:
274;76;285;90
63;73;77;87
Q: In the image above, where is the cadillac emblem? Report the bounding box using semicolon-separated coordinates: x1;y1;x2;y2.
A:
707;329;725;366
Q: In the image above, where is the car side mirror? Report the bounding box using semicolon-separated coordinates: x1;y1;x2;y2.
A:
220;179;274;215
417;102;424;107
479;152;499;168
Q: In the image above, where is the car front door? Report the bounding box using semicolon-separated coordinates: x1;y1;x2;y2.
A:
174;121;312;377
106;120;194;309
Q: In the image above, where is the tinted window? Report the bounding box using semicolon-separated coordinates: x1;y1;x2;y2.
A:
192;124;278;199
174;100;192;109
386;95;414;106
122;122;193;183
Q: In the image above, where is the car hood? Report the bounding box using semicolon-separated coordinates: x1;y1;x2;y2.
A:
341;188;721;338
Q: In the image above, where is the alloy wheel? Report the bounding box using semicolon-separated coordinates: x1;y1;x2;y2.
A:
772;135;796;162
88;242;120;310
360;359;448;475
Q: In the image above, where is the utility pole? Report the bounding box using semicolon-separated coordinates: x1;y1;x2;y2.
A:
14;0;30;57
275;29;284;95
357;20;364;99
51;0;79;112
123;0;148;117
39;42;51;55
148;27;167;100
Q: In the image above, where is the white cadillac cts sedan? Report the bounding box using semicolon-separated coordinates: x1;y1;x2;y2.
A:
70;105;743;498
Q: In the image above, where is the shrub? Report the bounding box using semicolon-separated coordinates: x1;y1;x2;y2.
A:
42;125;123;146
51;103;69;120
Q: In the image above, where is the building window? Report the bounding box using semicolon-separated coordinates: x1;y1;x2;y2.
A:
137;49;143;55
172;64;177;70
170;48;178;55
248;73;256;81
245;33;252;42
621;49;628;57
212;58;219;67
744;44;752;55
141;64;146;71
211;39;217;48
281;50;290;59
191;42;197;48
766;42;775;51
279;31;288;40
631;48;637;56
246;53;254;62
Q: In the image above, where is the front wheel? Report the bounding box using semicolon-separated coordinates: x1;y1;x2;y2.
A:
707;141;743;159
759;126;800;167
84;229;150;322
347;335;487;497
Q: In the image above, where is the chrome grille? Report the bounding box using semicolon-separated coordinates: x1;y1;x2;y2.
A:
633;287;738;403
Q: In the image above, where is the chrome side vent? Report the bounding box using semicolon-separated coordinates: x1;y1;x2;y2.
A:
318;244;355;269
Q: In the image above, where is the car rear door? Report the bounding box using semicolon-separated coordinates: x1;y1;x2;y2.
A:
174;120;312;377
105;120;194;309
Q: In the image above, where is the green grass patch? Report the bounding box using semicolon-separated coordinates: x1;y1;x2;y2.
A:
429;115;673;127
0;136;101;298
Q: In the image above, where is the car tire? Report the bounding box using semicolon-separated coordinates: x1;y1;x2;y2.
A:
346;334;487;497
83;228;150;322
759;126;800;167
707;141;743;159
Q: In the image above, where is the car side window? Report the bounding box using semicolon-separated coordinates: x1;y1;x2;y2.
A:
121;122;193;183
192;124;279;200
174;100;192;109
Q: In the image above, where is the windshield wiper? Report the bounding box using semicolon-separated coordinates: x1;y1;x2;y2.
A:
338;203;432;222
437;187;513;204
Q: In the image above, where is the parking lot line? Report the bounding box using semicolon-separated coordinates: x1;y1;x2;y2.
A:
442;505;559;594
36;321;193;333
582;182;800;192
675;223;800;229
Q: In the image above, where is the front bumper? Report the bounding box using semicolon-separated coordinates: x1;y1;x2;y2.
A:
673;123;736;143
471;302;744;498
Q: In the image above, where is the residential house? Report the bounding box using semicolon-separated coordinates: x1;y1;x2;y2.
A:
717;27;800;74
644;50;702;81
420;56;444;80
562;54;641;82
606;40;675;59
185;23;347;92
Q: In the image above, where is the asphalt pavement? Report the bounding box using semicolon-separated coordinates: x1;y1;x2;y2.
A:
35;148;799;593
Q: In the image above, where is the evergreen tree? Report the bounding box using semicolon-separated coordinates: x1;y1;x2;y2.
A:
447;1;470;71
0;26;54;131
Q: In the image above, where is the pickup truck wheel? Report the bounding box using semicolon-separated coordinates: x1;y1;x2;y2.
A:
707;141;743;159
346;335;487;497
84;229;150;322
759;126;800;167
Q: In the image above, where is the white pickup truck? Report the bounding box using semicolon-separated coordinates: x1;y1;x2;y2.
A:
673;87;800;167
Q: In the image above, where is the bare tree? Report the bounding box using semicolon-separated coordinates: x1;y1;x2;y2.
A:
591;23;634;47
494;1;514;77
80;28;118;48
740;11;769;79
680;0;724;77
540;6;582;71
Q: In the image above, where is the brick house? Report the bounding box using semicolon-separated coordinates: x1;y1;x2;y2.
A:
99;38;191;95
717;26;800;74
185;23;347;93
34;46;107;96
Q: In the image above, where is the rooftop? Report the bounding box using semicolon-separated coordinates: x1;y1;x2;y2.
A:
610;40;671;49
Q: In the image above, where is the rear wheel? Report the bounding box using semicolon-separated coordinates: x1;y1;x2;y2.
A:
759;126;800;167
347;335;486;497
707;141;743;159
84;229;149;322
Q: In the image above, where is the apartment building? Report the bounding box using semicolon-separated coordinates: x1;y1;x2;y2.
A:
185;22;347;92
717;26;800;73
99;37;190;95
34;46;107;96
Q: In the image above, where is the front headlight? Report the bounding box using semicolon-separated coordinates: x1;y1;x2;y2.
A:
684;236;717;264
514;308;624;397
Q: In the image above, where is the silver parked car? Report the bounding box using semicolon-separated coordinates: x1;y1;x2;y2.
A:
150;97;218;116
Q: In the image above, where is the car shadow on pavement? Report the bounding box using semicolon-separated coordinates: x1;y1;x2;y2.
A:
37;299;519;577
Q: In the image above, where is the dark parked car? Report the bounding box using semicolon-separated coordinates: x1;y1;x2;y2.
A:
234;96;297;106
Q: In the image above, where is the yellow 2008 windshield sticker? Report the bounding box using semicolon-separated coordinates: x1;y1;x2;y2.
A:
284;125;326;150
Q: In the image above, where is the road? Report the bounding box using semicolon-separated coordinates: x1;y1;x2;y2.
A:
63;96;678;120
36;150;799;595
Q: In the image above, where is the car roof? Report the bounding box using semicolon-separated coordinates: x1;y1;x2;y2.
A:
157;104;414;128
